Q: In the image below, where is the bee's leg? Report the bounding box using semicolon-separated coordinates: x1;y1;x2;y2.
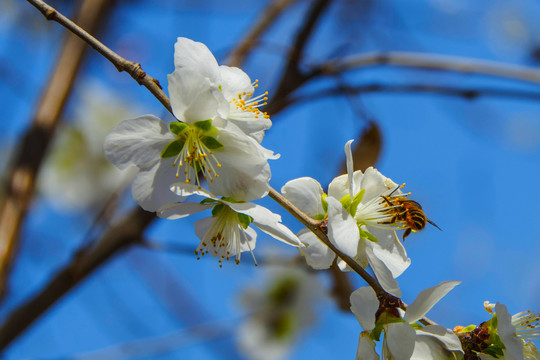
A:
402;228;411;241
380;196;393;207
379;215;397;225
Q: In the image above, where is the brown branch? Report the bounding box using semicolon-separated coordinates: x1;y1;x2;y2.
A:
0;207;155;350
318;51;540;86
26;0;172;113
0;0;114;301
226;0;298;67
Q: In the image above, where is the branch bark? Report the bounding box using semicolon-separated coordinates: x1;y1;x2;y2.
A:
0;0;114;300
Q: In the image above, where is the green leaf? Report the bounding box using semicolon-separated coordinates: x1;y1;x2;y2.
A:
370;324;384;342
200;198;219;205
410;323;423;330
201;136;223;150
350;189;365;217
359;227;378;242
169;122;188;135
340;193;351;210
194;119;212;132
237;212;253;229
211;203;225;217
161;140;184;158
321;193;328;213
483;344;505;358
314;214;326;220
458;325;477;333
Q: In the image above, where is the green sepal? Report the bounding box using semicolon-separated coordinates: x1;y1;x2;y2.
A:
194;119;213;132
457;324;477;333
340;193;351;210
350;189;365;217
359;227;378;242
410;322;423;330
237;212;253;229
321;193;328;213
376;311;405;327
482;344;505;358
218;85;222;91
161;140;185;158
370;324;384;342
200;198;219;205
314;214;326;221
211;203;225;217
169;122;188;135
201;136;223;150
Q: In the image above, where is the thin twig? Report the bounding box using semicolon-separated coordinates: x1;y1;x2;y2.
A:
227;0;298;67
317;51;540;86
26;0;172;113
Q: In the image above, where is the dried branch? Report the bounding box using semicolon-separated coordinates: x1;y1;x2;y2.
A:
318;51;540;86
0;207;155;350
226;0;298;67
0;0;114;300
26;0;172;113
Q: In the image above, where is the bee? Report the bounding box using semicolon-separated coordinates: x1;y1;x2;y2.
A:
379;186;441;241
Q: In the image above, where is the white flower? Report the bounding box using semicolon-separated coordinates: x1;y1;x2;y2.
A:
104;46;278;211
475;302;540;360
173;37;271;142
281;140;410;297
236;266;325;360
158;183;302;266
351;281;463;360
41;82;135;210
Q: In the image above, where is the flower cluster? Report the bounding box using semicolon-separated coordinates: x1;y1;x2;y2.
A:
102;36;539;359
104;37;301;265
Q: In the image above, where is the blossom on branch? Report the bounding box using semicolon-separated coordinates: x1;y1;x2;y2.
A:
158;183;302;267
104;37;278;211
351;281;463;360
281;140;410;296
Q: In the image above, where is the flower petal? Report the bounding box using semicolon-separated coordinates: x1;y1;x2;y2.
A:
356;331;380;360
219;65;254;101
405;281;461;323
368;228;410;278
227;202;302;247
194;216;258;257
167;69;223;123
103;115;174;169
297;229;335;269
328;171;364;200
174;37;220;85
345;139;355;201
365;245;402;297
416;325;464;353
496;303;524;360
131;159;185;211
281;177;325;218
360;167;399;203
326;196;360;258
158;202;212;219
350;287;379;331
386;323;416;360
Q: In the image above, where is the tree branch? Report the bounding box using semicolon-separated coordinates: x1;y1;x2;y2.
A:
26;0;172;113
317;51;540;86
226;0;298;67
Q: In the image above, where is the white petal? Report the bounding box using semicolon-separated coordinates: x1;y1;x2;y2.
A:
174;37;220;85
365;246;402;297
405;281;461;323
169;182;219;200
131;159;185;212
194;216;258;255
326;196;360;258
297;229;335;269
368;228;410;278
387;323;417;360
227;202;302;247
496;303;524;360
416;325;464;353
167;69;223;123
350;287;379;331
361;167;398;203
345;139;355;200
281;177;325;218
356;332;380;360
412;335;457;360
103;115;174;169
209;126;271;201
219;65;254;100
328;171;365;200
157;202;211;219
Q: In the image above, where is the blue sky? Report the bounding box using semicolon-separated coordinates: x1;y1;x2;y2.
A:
1;0;540;359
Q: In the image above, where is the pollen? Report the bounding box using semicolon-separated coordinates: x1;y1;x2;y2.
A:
228;79;271;121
